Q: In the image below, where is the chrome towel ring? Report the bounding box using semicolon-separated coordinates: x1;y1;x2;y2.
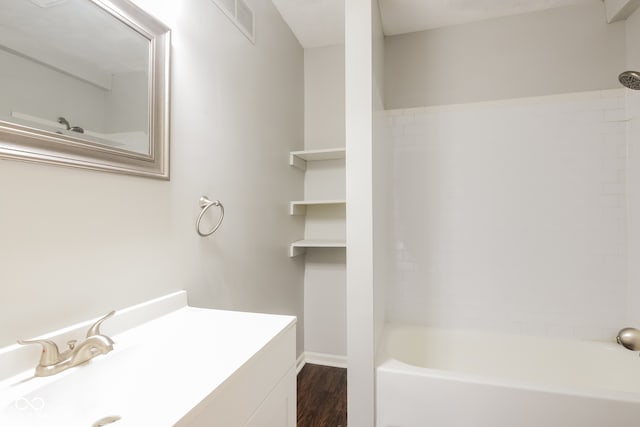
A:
196;196;224;237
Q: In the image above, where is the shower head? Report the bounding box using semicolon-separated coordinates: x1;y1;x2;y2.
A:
619;71;640;90
57;116;70;130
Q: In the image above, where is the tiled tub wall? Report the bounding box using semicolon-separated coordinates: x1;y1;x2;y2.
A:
386;89;628;341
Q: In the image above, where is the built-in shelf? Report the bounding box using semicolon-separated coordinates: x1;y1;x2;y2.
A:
289;200;346;215
289;147;346;257
289;239;347;258
289;148;346;171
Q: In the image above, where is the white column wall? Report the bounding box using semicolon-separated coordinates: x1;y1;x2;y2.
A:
346;0;374;424
346;0;387;424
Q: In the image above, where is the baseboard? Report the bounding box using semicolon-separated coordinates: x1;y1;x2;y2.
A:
296;352;306;373
300;351;348;369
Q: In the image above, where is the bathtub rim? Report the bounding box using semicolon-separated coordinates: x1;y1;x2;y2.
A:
377;324;640;405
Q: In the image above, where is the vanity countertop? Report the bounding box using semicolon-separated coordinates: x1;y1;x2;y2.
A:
0;292;296;427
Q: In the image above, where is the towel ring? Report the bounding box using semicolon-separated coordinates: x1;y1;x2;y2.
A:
196;196;224;237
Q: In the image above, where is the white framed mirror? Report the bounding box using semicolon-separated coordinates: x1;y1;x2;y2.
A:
0;0;170;179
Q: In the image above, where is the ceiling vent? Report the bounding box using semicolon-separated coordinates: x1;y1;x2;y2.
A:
210;0;255;44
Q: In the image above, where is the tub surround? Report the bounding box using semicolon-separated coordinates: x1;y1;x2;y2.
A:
0;291;297;427
388;89;628;342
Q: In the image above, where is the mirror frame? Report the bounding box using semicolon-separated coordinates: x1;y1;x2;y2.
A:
0;0;171;180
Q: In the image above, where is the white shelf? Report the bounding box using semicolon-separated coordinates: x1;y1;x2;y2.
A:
288;147;346;257
289;199;346;215
289;148;345;170
289;239;346;257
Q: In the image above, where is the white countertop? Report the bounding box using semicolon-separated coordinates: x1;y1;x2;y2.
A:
0;292;296;427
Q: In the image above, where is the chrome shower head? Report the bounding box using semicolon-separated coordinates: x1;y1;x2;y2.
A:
619;71;640;90
57;116;70;130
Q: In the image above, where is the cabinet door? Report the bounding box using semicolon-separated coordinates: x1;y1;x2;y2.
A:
244;368;296;427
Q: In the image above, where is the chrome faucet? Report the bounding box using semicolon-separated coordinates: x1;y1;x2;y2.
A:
616;327;640;351
18;311;116;377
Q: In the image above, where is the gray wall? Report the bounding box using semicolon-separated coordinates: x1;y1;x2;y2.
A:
304;45;345;150
104;71;148;133
303;44;347;359
0;0;306;356
0;52;149;137
0;49;108;131
384;2;626;108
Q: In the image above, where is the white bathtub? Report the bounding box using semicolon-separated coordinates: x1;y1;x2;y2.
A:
376;324;640;427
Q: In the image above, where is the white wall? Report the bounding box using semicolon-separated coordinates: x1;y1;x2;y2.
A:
304;46;345;149
302;44;347;359
626;8;640;326
384;1;626;109
303;250;346;357
0;0;306;358
0;49;107;131
387;90;628;341
104;71;148;134
1;49;151;153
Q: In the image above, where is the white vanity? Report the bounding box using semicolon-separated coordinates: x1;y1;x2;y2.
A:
0;291;297;426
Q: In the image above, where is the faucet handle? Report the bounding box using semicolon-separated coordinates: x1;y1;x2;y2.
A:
86;310;116;338
617;327;640;351
17;339;61;366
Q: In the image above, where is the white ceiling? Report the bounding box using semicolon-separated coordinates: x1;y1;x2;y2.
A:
272;0;597;48
271;0;345;48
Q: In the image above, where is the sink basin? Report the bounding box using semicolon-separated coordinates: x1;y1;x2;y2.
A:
0;292;297;427
2;349;136;426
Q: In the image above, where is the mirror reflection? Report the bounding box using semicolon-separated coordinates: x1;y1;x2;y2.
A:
0;0;151;154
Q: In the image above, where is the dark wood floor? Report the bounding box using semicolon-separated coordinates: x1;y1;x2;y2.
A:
297;364;347;427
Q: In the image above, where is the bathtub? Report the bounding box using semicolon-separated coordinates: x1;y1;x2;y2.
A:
376;324;640;427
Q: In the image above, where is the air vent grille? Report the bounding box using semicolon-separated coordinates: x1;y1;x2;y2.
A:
210;0;255;43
